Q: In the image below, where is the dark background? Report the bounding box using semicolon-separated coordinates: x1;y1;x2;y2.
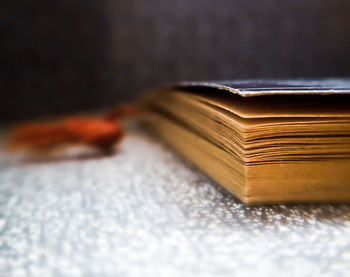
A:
1;0;350;122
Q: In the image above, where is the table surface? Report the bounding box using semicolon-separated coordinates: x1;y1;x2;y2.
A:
1;130;350;277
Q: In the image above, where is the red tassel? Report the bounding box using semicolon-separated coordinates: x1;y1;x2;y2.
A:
104;105;139;122
7;105;138;152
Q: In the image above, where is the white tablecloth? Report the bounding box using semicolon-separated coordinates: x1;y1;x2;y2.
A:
1;131;350;277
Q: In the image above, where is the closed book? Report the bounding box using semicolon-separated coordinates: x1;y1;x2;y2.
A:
142;79;350;205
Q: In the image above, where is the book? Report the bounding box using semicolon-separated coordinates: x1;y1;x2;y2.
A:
141;79;350;205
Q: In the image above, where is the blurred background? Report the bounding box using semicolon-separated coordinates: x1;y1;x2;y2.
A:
1;0;350;122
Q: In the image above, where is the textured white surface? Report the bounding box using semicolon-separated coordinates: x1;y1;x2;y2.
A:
1;131;350;277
